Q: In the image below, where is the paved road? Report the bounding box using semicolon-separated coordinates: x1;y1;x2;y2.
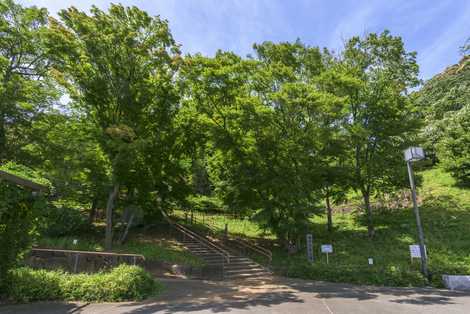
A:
2;276;470;313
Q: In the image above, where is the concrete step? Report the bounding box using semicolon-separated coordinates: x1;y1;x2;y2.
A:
226;266;261;272
225;272;271;280
225;268;267;275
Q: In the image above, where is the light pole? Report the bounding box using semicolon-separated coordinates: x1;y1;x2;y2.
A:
404;147;429;280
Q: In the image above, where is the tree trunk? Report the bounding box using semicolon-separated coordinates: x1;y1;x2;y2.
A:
88;197;98;224
326;194;333;232
362;189;374;238
105;184;119;251
0;112;6;161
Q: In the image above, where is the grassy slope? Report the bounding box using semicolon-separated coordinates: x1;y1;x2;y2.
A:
38;227;205;267
181;167;470;287
276;167;470;287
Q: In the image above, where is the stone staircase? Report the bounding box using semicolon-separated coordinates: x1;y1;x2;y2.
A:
180;237;272;281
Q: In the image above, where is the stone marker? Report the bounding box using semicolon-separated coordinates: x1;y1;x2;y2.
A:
442;275;470;291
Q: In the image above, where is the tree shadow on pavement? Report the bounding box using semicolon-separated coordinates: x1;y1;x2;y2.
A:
280;277;470;306
117;278;304;314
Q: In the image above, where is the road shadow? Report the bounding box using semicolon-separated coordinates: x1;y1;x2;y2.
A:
0;301;87;314
279;276;470;305
117;277;303;313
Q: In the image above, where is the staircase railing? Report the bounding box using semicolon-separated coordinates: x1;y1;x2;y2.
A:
175;210;272;265
163;212;231;278
230;236;272;264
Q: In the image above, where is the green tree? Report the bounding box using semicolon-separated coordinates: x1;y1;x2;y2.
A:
0;0;56;160
182;43;349;245
414;55;470;162
437;104;470;187
23;111;110;221
0;162;49;291
341;31;421;237
46;4;181;249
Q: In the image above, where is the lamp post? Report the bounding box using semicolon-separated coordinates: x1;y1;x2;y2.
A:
404;147;429;279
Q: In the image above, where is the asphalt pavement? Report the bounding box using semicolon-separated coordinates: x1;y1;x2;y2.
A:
2;276;470;313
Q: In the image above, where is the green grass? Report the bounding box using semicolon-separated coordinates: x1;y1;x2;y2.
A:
38;229;205;268
176;167;470;287
271;167;470;287
174;209;274;239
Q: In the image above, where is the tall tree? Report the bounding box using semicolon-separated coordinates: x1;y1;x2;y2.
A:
341;31;420;237
0;0;56;160
46;4;181;249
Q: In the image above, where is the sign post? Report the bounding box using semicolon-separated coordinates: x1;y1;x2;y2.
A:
306;234;314;263
321;244;333;264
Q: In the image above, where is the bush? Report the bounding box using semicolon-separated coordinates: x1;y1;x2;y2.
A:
186;195;223;213
0;165;49;292
280;258;427;287
42;205;89;237
6;265;162;302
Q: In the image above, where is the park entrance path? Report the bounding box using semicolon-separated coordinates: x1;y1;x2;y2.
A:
2;276;470;313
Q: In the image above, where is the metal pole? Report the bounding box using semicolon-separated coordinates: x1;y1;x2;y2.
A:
407;161;429;279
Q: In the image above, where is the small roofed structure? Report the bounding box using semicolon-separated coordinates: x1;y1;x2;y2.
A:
0;169;49;193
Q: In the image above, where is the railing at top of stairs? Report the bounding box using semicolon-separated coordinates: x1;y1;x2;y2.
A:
163;212;231;279
176;210;272;265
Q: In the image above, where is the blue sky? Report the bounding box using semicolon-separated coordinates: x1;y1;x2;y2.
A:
20;0;470;80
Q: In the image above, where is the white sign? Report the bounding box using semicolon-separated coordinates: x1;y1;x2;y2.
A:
73;239;78;245
306;234;314;263
321;244;333;253
368;258;374;265
409;245;427;258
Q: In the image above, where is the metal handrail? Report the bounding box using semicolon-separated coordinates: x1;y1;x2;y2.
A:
231;236;272;263
188;212;272;264
174;222;231;264
164;213;230;264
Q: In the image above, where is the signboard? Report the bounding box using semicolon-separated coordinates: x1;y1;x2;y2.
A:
321;244;333;253
306;234;314;263
409;245;427;259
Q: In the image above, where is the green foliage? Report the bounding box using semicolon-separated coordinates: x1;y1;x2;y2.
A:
23;112;110;208
284;260;427;287
6;265;162;302
45;3;188;248
186;195;223;213
0;161;52;189
269;167;470;287
415;55;470;161
41;205;89;237
340;31;421;237
0;162;48;292
38;235;205;267
436;104;470;187
0;0;57;161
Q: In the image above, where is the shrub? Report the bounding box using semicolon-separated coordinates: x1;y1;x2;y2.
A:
0;164;49;292
281;259;427;287
6;265;162;302
42;205;89;237
186;195;223;213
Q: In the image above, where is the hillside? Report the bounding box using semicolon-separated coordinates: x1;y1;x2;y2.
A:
183;168;470;287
